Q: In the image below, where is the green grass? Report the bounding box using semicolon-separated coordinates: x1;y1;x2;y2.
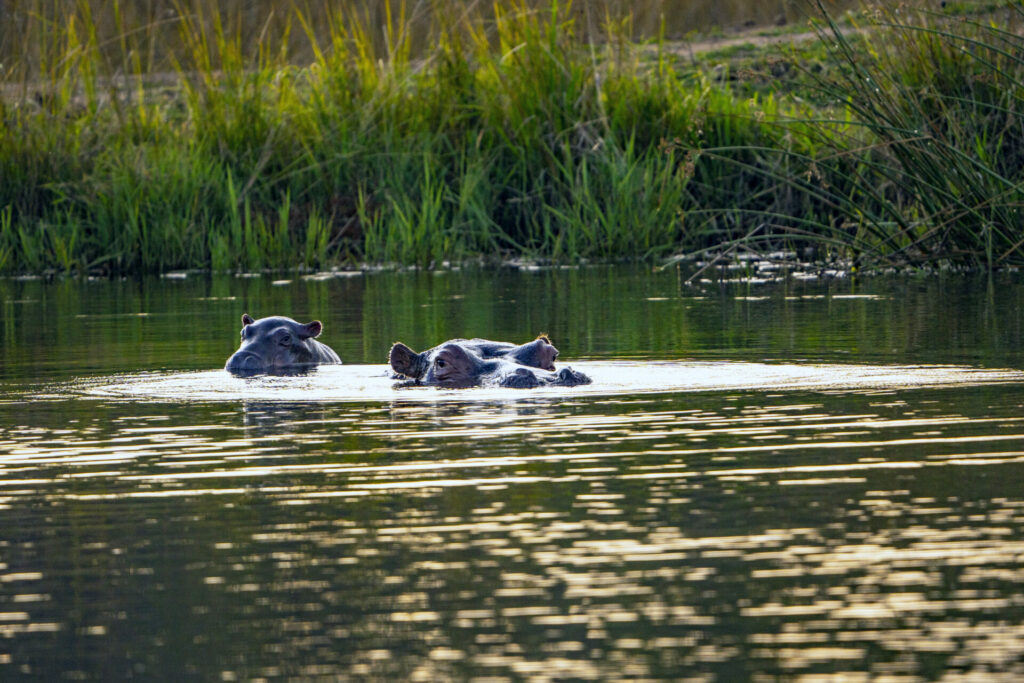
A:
0;0;1021;274
806;0;1024;268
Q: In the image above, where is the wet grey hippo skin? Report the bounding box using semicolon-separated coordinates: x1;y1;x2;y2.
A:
225;314;341;375
390;336;558;380
388;336;590;388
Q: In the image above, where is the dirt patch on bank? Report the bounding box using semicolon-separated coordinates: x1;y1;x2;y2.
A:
670;28;822;59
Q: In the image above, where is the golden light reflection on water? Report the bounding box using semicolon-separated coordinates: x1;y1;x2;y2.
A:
3;371;1024;679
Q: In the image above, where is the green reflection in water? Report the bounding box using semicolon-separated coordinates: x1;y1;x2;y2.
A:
1;267;1023;381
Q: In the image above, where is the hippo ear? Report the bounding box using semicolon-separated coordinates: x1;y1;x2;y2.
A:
389;342;420;378
242;313;255;326
536;334;552;344
301;321;323;339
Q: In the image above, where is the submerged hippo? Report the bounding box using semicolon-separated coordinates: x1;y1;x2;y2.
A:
390;336;558;380
389;336;590;388
225;314;341;375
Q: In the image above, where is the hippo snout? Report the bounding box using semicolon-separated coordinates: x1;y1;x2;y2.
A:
225;351;264;374
556;367;592;386
501;367;541;389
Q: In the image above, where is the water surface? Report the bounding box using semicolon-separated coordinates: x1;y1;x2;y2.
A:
3;266;1024;680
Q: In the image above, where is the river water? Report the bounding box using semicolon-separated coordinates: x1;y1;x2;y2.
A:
3;265;1024;680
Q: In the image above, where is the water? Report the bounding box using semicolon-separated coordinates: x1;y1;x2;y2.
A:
3;265;1024;680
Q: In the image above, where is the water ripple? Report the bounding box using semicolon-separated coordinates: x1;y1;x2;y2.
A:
52;360;1024;403
4;367;1024;679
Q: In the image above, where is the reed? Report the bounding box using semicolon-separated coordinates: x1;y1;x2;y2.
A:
807;1;1024;268
0;0;1019;274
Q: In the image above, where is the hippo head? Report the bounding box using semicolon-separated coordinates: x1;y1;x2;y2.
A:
391;342;483;388
225;313;341;375
389;337;590;389
389;335;560;381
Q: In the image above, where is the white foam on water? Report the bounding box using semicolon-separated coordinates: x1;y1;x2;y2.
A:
69;361;1024;403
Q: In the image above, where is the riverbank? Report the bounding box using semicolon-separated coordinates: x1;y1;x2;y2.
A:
1;1;1021;275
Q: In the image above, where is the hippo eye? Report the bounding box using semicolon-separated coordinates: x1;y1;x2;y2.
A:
436;358;447;369
280;334;291;346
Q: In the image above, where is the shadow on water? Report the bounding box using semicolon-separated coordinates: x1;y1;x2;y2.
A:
3;267;1024;679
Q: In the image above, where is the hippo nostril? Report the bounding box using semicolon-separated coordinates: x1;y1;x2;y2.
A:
235;354;260;369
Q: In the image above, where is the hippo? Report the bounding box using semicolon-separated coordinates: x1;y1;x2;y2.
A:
388;336;590;388
225;314;341;375
389;335;559;381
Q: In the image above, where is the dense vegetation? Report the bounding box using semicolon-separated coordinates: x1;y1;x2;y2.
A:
0;0;1022;274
